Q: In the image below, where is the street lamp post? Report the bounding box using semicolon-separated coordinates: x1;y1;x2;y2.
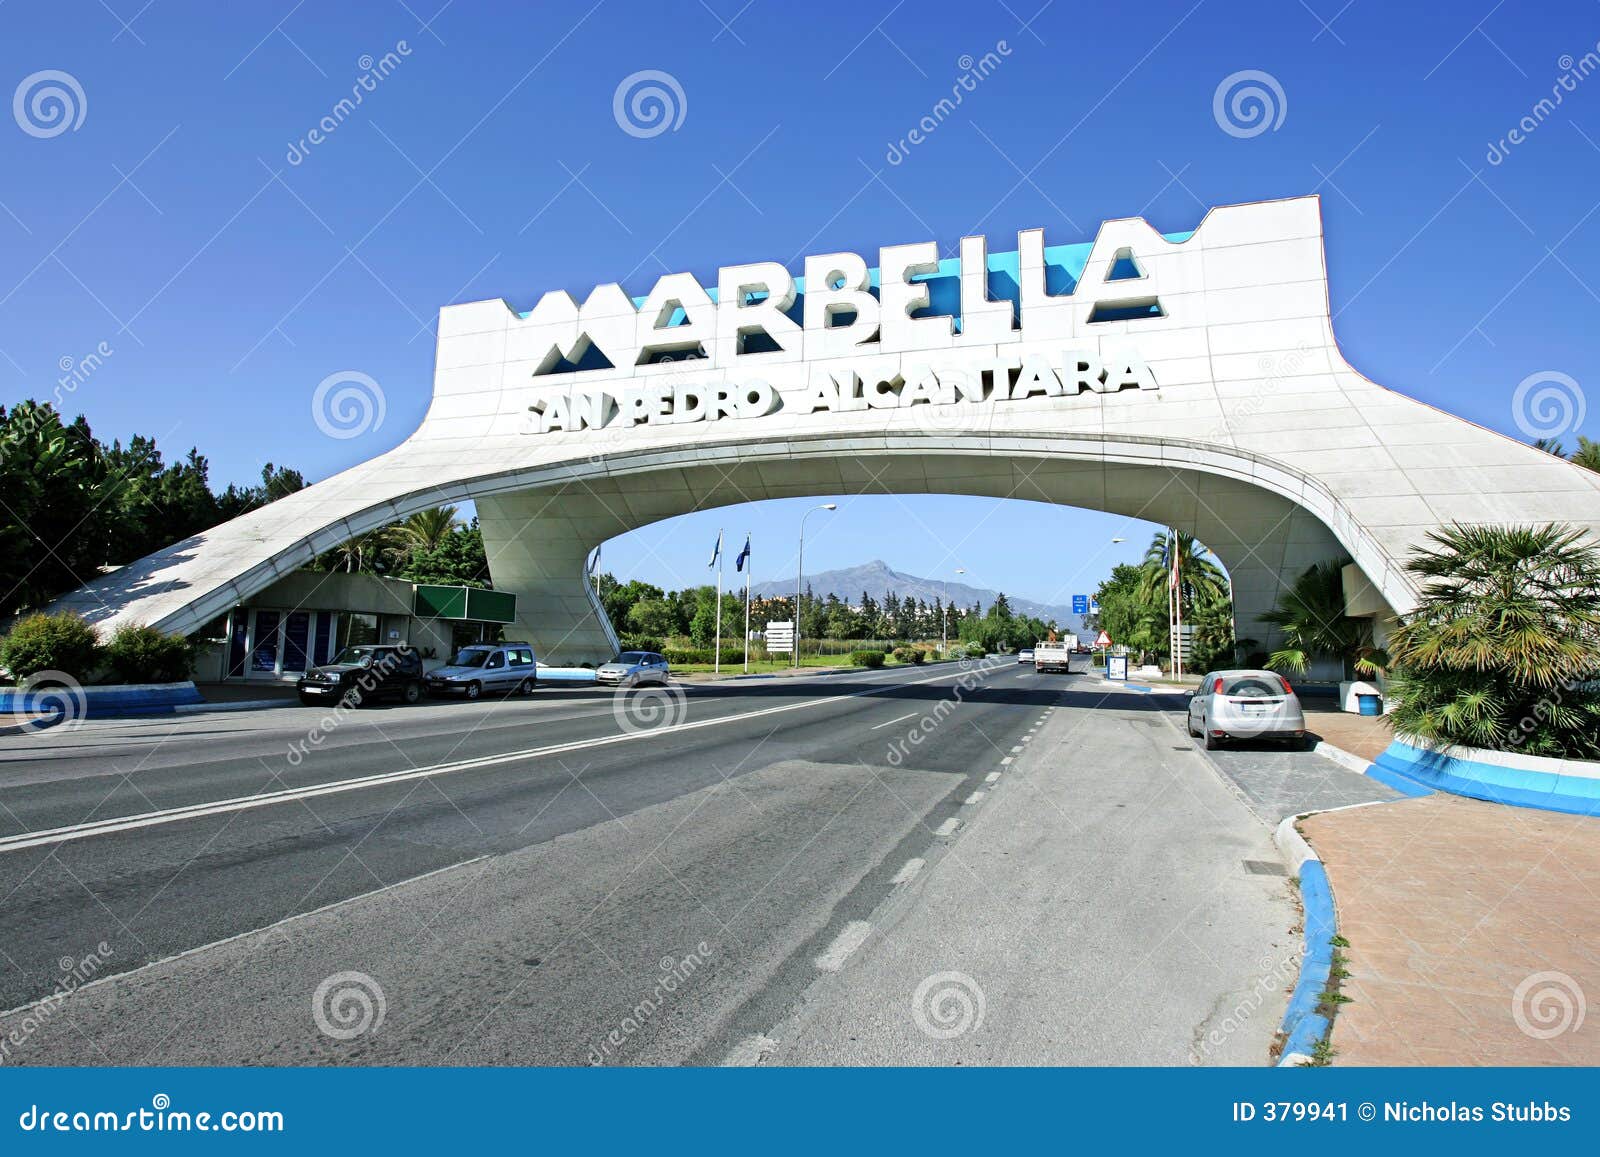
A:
943;567;965;655
794;503;836;668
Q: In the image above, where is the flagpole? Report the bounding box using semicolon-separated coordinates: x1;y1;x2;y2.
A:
714;529;724;676
743;533;751;674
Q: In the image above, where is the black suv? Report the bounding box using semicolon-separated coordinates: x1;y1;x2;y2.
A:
297;645;424;707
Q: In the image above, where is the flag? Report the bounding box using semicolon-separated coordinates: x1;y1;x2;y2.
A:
708;530;723;569
735;534;751;573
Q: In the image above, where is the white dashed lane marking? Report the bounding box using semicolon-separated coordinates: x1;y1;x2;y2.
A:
965;790;987;805
934;818;962;837
891;858;925;884
814;920;873;972
984;771;1001;783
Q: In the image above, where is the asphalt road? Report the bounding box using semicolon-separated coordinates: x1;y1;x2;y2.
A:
0;658;1296;1065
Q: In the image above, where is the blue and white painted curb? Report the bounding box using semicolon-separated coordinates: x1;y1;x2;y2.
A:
0;680;203;725
1273;816;1339;1067
1364;737;1600;816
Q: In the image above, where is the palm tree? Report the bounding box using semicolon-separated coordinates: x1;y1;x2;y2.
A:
1388;522;1600;687
1570;436;1600;475
1258;560;1385;678
1386;523;1600;756
395;506;460;555
1531;437;1566;456
1137;530;1229;615
326;527;403;574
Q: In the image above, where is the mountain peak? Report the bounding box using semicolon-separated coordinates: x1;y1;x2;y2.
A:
750;560;1081;630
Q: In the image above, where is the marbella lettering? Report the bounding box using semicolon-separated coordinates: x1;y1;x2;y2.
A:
526;353;1156;434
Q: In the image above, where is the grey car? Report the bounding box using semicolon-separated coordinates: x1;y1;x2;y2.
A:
595;651;670;687
1185;669;1307;750
426;642;538;699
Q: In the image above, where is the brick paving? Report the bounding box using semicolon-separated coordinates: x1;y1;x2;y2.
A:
1302;702;1393;762
1300;793;1600;1065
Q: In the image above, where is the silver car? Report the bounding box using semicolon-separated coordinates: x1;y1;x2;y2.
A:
426;642;538;699
595;651;671;687
1186;669;1307;750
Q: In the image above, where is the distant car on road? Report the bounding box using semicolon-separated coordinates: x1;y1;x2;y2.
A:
1186;669;1307;750
426;642;538;699
297;645;424;707
596;651;671;687
1017;648;1035;664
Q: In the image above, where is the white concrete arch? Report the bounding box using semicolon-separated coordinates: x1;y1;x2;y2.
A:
50;195;1600;663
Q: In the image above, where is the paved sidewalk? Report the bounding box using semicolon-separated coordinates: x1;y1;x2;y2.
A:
1300;793;1600;1065
1302;703;1393;762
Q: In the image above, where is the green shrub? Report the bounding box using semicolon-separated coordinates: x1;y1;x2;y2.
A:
890;646;928;665
620;635;662;652
661;646;746;666
104;623;194;684
850;649;885;668
908;648;927;665
964;642;987;658
0;611;102;682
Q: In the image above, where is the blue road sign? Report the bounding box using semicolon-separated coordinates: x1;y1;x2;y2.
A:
1072;595;1089;614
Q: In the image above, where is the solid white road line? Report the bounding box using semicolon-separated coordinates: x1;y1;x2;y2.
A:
934;818;962;837
869;711;920;730
814;920;873;972
0;666;986;855
891;857;925;884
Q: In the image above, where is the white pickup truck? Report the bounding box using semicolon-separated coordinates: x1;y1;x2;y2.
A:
1033;640;1072;673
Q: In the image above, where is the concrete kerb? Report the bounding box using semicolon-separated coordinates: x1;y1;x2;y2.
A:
1272;814;1338;1067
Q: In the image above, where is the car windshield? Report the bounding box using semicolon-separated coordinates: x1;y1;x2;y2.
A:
1222;675;1283;698
452;649;492;668
331;647;381;666
614;652;647;664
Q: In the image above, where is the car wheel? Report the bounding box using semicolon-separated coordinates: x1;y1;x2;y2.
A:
401;681;421;705
1204;730;1220;751
520;677;538;694
340;687;363;709
464;681;481;701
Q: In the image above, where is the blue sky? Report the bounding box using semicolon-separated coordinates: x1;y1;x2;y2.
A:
3;1;1599;609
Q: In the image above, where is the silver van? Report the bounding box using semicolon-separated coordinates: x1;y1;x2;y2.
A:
426;642;538;699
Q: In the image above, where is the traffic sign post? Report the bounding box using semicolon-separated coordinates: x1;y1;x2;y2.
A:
765;620;795;655
1072;594;1089;615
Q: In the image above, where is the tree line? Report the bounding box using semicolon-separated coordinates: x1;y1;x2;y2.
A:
597;574;1059;652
